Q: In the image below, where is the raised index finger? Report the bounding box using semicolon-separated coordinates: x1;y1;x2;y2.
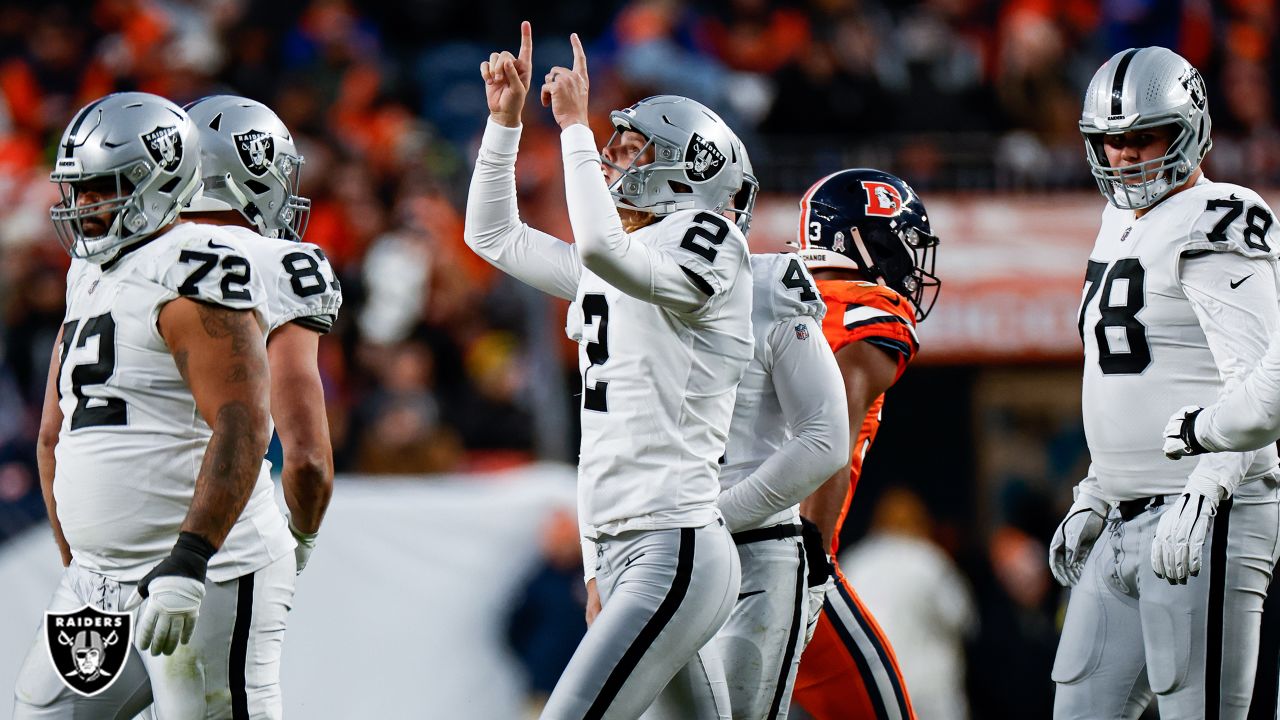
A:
570;32;587;74
519;20;532;65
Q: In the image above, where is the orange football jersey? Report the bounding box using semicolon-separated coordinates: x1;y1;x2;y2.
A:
816;279;919;554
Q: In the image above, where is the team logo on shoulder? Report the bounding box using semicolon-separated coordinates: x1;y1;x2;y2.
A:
684;133;726;182
861;181;903;218
140;126;183;172
45;606;132;697
1180;67;1207;111
234;129;275;177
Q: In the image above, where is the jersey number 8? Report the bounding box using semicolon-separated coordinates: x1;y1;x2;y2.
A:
1079;258;1151;375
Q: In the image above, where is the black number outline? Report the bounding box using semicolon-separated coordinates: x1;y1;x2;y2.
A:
281;251;328;298
1086;258;1152;375
177;250;217;296
582;293;609;413
66;313;128;429
1245;206;1273;252
679;211;730;262
220;255;252;301
781;257;818;302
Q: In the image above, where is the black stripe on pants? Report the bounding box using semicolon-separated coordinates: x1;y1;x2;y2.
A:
767;543;807;719
584;527;695;720
1249;566;1280;720
1207;497;1233;720
230;573;255;720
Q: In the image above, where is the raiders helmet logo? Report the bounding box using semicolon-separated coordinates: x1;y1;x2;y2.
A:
861;180;903;218
140;126;183;172
45;606;132;697
1180;67;1207;111
234;129;275;177
684;132;726;183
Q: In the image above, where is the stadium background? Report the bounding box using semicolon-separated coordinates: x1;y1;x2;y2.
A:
0;0;1275;717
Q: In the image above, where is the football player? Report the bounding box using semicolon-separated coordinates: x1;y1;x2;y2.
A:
791;168;941;720
467;23;751;719
1050;47;1280;719
181;94;341;577
715;150;852;720
14;93;295;718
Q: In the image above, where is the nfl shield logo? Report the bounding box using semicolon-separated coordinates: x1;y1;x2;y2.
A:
795;323;810;340
234;129;275;177
45;605;132;697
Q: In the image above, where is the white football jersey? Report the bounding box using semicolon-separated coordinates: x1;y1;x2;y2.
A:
1080;180;1280;500
720;253;827;528
53;223;293;583
220;225;343;336
567;209;754;535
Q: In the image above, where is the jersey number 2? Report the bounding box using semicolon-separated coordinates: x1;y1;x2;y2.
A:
582;294;609;412
59;313;127;430
1079;259;1151;374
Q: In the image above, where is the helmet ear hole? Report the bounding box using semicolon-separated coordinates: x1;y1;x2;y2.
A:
157;176;182;194
668;180;693;194
244;179;271;195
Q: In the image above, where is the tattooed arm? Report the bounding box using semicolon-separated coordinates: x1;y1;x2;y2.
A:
158;298;271;548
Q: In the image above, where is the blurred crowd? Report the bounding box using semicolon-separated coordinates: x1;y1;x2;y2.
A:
1;0;1273;714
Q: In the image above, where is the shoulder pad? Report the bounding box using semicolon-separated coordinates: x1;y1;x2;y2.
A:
750;252;825;324
1184;183;1279;260
154;224;264;311
262;239;343;334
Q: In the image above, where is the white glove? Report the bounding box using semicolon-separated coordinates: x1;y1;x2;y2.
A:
1164;405;1208;460
289;517;318;575
126;576;206;656
1048;489;1110;587
123;531;215;656
805;577;834;647
1151;483;1221;583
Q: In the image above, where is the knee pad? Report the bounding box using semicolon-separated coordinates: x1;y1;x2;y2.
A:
1051;589;1109;685
1142;603;1192;694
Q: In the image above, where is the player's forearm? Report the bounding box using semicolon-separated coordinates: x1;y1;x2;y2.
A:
561;126;645;284
721;399;849;530
183;400;271;547
36;438;71;566
800;468;850;553
464;119;580;300
281;447;332;535
1199;335;1280;451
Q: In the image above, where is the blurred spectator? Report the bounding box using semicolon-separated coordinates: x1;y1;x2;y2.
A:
965;511;1058;718
353;341;462;474
842;488;977;720
505;507;588;718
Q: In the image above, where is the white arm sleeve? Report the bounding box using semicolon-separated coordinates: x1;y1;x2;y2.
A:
1180;252;1280;494
1197;264;1280;451
463;118;580;301
717;318;851;532
560;123;725;314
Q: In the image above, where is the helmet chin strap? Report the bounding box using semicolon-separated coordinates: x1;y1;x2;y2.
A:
221;171;271;237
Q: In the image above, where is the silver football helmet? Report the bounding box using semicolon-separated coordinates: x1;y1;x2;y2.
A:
604;95;746;218
1080;46;1212;209
183;95;309;240
50;92;201;263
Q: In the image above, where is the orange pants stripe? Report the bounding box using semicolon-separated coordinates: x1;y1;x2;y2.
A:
793;570;915;720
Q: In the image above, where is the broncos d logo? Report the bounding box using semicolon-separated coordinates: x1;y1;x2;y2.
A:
861;180;903;217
